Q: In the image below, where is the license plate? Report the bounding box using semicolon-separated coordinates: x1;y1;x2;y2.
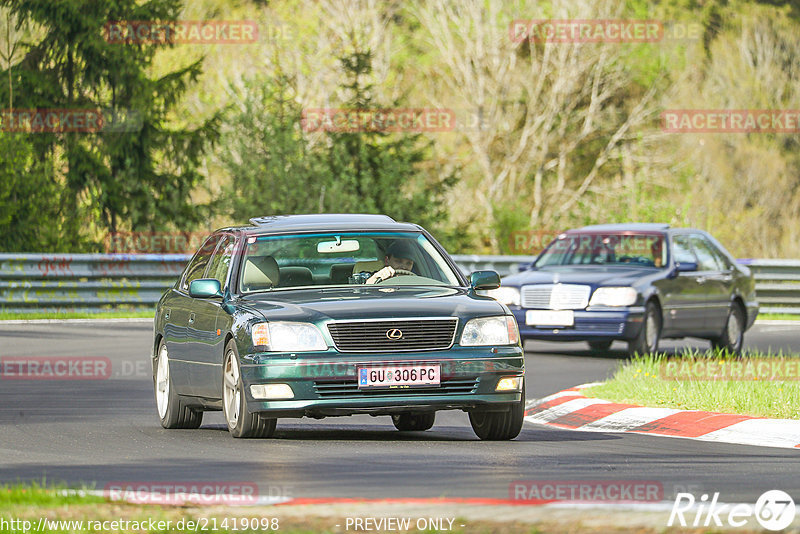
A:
358;364;440;389
526;310;574;327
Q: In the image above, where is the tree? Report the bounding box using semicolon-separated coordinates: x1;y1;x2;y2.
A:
220;73;329;218
0;0;219;251
221;46;455;234
411;0;666;250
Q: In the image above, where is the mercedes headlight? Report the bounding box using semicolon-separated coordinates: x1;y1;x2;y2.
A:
460;316;519;346
589;287;638;307
483;287;521;307
251;322;327;352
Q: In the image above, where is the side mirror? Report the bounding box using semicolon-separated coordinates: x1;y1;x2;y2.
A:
470;270;501;290
189;278;222;298
675;261;698;273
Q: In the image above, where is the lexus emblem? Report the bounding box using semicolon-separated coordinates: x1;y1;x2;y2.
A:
386;328;403;340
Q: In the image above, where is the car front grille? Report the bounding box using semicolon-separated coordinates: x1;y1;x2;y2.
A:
521;284;591;309
326;318;458;353
313;377;479;397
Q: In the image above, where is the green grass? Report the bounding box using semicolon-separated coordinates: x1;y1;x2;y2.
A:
584;349;800;419
0;310;154;320
759;312;800;321
0;482;104;510
1;483;485;534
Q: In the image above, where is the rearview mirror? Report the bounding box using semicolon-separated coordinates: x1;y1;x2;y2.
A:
189;278;222;298
469;270;501;290
317;239;360;254
675;261;698;273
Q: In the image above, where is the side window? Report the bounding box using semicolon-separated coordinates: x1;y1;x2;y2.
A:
672;235;698;265
207;234;236;288
699;235;731;270
689;235;723;271
181;235;219;291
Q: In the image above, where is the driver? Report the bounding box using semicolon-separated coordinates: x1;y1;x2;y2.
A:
652;240;664;268
366;241;415;284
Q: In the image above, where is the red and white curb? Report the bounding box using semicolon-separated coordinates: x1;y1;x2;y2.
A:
524;383;800;450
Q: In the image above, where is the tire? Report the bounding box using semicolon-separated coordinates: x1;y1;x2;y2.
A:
628;300;662;355
711;303;745;354
588;340;613;351
222;340;277;438
392;412;436;431
154;340;203;429
469;383;525;441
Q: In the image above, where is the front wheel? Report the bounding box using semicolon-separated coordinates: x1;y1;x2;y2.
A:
469;384;525;441
392;412;435;431
628;301;661;355
222;341;277;438
154;340;203;429
711;303;745;354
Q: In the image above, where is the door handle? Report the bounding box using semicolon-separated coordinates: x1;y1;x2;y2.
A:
188;312;196;324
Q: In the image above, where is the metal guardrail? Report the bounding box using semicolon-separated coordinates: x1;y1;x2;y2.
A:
0;253;798;315
737;259;800;315
0;254;187;313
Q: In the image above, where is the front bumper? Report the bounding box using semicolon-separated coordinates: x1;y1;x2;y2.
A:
239;346;524;417
512;306;645;342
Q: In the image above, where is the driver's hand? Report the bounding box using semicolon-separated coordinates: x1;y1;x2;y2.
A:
366;266;395;284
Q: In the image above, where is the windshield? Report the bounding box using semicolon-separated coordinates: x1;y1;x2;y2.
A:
238;231;461;292
536;232;667;268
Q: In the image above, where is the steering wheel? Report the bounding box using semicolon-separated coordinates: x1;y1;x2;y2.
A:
374;268;414;283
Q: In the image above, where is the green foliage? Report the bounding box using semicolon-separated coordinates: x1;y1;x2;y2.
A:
586;349;800;419
0;132;77;251
221;48;456;234
220;74;326;216
0;0;219;251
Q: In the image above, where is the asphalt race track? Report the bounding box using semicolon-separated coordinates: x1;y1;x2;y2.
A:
0;321;798;503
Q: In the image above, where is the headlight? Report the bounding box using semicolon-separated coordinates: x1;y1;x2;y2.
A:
483;287;521;306
251;322;327;352
589;287;638;307
460;316;519;346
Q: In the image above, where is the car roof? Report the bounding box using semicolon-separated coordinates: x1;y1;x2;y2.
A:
219;214;423;235
572;223;671;232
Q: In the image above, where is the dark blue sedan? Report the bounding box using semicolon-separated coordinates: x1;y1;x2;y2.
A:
488;224;758;354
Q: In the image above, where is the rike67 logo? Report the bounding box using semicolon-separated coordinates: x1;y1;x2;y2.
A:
669;490;796;531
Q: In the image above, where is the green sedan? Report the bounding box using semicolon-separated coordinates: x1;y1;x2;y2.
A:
152;214;525;440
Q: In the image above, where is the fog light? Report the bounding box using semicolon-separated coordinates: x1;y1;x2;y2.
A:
250;384;294;400
495;376;522;391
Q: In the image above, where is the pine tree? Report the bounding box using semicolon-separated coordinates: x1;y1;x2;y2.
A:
0;0;219;250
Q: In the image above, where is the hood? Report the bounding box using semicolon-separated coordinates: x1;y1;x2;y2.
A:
236;285;506;322
502;265;661;288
